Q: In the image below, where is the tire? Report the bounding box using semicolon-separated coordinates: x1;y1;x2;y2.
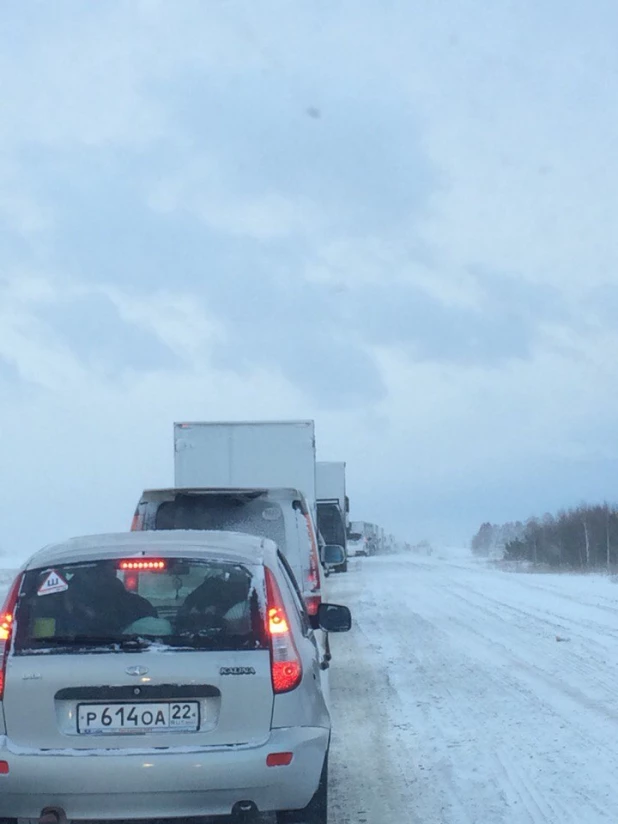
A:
276;754;328;823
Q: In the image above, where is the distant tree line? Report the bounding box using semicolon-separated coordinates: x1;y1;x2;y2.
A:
471;504;618;569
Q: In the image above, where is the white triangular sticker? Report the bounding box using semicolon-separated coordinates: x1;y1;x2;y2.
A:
37;570;69;596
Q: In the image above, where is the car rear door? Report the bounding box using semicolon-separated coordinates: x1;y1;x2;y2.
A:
3;557;274;751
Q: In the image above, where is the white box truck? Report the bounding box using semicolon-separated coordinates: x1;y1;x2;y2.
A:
171;420;325;607
167;420;334;677
174;420;317;513
315;461;348;573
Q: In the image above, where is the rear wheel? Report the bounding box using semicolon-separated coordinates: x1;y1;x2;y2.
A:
276;753;328;823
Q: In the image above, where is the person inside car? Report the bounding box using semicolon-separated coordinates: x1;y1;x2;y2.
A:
64;563;157;635
176;567;252;635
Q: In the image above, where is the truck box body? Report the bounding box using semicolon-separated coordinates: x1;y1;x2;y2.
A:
174;421;317;514
316;462;348;565
315;462;347;517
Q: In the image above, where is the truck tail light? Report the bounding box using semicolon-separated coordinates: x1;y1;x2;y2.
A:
0;573;23;700
265;568;302;694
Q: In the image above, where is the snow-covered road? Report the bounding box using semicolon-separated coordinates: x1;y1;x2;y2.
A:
3;553;618;822
327;552;618;823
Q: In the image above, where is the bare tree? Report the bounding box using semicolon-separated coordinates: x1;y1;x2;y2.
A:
478;502;618;571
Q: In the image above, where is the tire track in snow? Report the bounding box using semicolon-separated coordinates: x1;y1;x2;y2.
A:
441;583;618;725
326;555;618;823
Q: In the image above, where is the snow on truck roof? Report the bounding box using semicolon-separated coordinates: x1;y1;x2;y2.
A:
24;530;278;570
175;420;313;426
140;486;305;498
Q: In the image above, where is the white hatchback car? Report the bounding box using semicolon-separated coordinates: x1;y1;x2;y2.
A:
0;531;351;823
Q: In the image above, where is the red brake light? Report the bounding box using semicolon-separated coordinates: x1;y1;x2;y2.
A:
118;560;166;571
265;568;302;694
302;514;322;615
305;594;321;617
303;513;321;599
130;512;144;531
0;760;8;775
0;573;24;701
272;660;302;693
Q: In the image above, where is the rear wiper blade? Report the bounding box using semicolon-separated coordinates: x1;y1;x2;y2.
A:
30;635;152;649
171;633;256;650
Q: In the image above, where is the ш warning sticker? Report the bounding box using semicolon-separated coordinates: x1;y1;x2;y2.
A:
37;570;69;596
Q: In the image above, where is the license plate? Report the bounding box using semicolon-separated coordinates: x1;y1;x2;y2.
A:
77;702;200;734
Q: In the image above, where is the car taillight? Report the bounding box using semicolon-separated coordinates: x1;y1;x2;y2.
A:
130;511;144;531
302;514;321;614
305;594;321;617
302;514;320;587
265;568;302;694
0;573;23;700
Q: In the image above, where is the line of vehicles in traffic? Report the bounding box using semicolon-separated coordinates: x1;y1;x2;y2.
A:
0;419;392;824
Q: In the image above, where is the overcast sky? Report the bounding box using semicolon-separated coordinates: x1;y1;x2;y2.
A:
2;0;618;560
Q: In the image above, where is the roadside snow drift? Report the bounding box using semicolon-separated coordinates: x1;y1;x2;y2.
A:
327;552;618;824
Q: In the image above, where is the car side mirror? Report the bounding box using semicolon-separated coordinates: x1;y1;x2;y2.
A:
323;545;345;566
317;603;352;633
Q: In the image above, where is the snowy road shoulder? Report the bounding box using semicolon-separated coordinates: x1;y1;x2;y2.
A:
326;553;618;823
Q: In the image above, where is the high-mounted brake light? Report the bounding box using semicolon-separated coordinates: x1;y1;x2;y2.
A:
118;560;166;571
265;568;302;694
0;573;23;701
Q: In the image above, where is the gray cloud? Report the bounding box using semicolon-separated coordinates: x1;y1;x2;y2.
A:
2;0;618;558
0;358;22;388
344;273;567;366
38;292;183;373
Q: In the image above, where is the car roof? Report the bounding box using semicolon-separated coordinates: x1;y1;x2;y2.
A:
24;531;280;570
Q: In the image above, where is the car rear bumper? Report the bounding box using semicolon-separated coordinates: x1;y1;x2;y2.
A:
0;726;329;820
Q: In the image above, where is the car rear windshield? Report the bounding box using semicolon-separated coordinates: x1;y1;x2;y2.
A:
153;493;287;550
13;557;267;654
